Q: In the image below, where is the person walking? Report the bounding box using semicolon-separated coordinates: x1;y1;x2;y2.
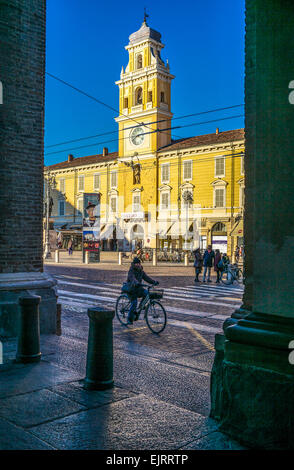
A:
125;257;158;325
193;248;203;282
214;249;222;283
68;238;73;256
202;245;215;282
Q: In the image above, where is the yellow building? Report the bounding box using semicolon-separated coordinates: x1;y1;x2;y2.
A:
45;19;245;260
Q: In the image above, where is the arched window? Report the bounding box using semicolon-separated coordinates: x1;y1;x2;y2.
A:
135;87;143;105
136;54;143;69
212;222;227;233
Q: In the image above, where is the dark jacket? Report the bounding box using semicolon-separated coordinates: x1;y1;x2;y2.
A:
127;265;155;289
193;250;203;268
203;249;215;267
214;252;222;271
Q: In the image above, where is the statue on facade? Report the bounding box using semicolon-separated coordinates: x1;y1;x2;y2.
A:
133;163;141;184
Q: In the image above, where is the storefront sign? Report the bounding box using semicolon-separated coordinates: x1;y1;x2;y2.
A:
83;193;100;262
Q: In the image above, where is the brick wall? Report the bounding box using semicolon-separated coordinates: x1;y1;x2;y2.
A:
0;0;46;273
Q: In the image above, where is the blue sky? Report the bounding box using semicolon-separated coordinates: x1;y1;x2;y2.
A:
45;0;245;166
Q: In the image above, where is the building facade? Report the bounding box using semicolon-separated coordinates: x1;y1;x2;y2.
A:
45;19;245;260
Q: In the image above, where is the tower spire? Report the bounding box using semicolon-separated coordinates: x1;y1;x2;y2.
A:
143;7;149;25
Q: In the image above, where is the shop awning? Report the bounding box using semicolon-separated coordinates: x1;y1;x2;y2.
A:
230;219;244;237
53;222;68;230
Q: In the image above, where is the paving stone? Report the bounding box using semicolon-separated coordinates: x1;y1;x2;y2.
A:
29;394;218;450
180;431;247;450
0;361;82;399
172;351;215;372
0;389;87;427
51;381;137;408
0;417;54;450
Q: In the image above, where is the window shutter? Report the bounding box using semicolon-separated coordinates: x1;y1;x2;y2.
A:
215;188;225;207
111;172;117;188
215;158;225;176
78;175;84;191
94;174;100;190
183;161;192;180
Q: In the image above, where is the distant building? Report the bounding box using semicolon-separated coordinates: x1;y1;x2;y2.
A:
45;19;244;259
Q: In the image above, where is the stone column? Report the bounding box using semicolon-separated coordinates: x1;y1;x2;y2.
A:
210;0;294;449
0;0;57;337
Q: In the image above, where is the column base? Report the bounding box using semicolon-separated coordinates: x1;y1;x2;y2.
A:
210;312;294;449
0;272;57;338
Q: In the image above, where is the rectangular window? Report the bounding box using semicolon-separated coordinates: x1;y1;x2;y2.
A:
215;188;225;208
241;154;244;175
124;97;128;108
110;196;117;213
161;192;169;210
93;174;100;190
78;175;85;192
59;200;65;216
59;178;65;193
133;194;141;212
160;92;165;103
147;91;152;102
183;160;192;180
161;164;170;183
111;171;117;188
215;157;225;177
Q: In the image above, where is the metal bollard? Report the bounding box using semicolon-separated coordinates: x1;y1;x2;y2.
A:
153;249;157;266
84;307;115;391
55;249;59;263
16;294;41;363
118;252;122;265
85;251;89;264
56;303;62;336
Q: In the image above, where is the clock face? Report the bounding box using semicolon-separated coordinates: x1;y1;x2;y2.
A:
130;127;145;146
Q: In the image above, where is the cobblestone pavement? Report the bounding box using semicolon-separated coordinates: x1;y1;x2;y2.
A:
44;263;243;417
0;263;246;451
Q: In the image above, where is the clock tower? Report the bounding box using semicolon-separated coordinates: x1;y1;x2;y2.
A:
115;17;174;158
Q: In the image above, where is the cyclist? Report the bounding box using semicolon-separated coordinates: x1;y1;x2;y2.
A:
125;257;158;325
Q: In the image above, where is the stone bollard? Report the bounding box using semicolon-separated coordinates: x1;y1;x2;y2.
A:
85;251;89;264
118;252;122;265
55;249;59;263
16;294;41;363
153;249;157;266
184;253;189;266
56;303;62;336
84;307;115;391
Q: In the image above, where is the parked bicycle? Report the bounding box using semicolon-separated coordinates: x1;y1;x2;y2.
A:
221;263;244;285
115;283;167;334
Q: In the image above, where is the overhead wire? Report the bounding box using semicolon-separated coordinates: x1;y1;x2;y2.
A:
45;103;244;149
45;114;244;157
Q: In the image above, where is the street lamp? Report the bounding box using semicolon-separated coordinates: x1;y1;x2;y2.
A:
182;190;193;250
43;172;56;259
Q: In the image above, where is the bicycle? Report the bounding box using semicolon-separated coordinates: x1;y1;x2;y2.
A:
115;283;167;334
221;263;244;285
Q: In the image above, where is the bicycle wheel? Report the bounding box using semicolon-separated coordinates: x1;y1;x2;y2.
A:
115;294;131;326
145;300;167;334
236;269;244;284
221;270;233;285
